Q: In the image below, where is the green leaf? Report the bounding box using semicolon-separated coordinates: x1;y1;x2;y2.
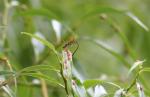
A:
83;7;124;18
21;32;57;54
83;79;121;89
106;18;137;60
126;12;149;31
0;71;15;75
21;72;64;88
128;60;145;75
105;82;121;89
16;8;59;20
83;79;103;89
83;37;131;68
94;39;130;67
83;7;149;31
140;68;150;73
19;65;59;73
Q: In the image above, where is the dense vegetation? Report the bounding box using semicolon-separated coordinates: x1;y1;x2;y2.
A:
0;0;150;97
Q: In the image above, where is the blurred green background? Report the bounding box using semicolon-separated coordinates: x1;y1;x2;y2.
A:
0;0;150;97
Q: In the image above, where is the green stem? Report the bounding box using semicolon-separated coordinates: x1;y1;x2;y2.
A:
126;68;143;93
126;72;139;93
60;63;69;95
3;0;9;26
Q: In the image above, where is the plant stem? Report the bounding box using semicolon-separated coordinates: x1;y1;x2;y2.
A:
0;57;17;97
41;79;49;97
60;63;69;95
100;16;137;60
109;21;137;60
126;72;139;93
3;0;9;27
126;68;143;93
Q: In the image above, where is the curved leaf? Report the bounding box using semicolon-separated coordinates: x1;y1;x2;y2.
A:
21;32;57;54
83;7;124;18
16;8;59;20
83;7;149;31
140;68;150;74
83;79;103;89
0;71;15;76
126;12;149;31
128;60;145;75
82;37;131;68
19;65;59;73
21;72;64;88
83;79;121;89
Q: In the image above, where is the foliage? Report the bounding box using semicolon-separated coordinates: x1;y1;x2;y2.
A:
0;0;150;97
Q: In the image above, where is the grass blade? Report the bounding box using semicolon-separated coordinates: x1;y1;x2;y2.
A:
128;60;145;75
126;12;149;31
83;7;124;18
82;37;131;68
83;7;149;31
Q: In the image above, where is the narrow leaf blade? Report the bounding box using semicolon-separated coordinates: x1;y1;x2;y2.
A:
21;72;64;88
19;65;59;73
126;12;149;31
21;32;57;54
128;60;145;75
83;79;120;89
